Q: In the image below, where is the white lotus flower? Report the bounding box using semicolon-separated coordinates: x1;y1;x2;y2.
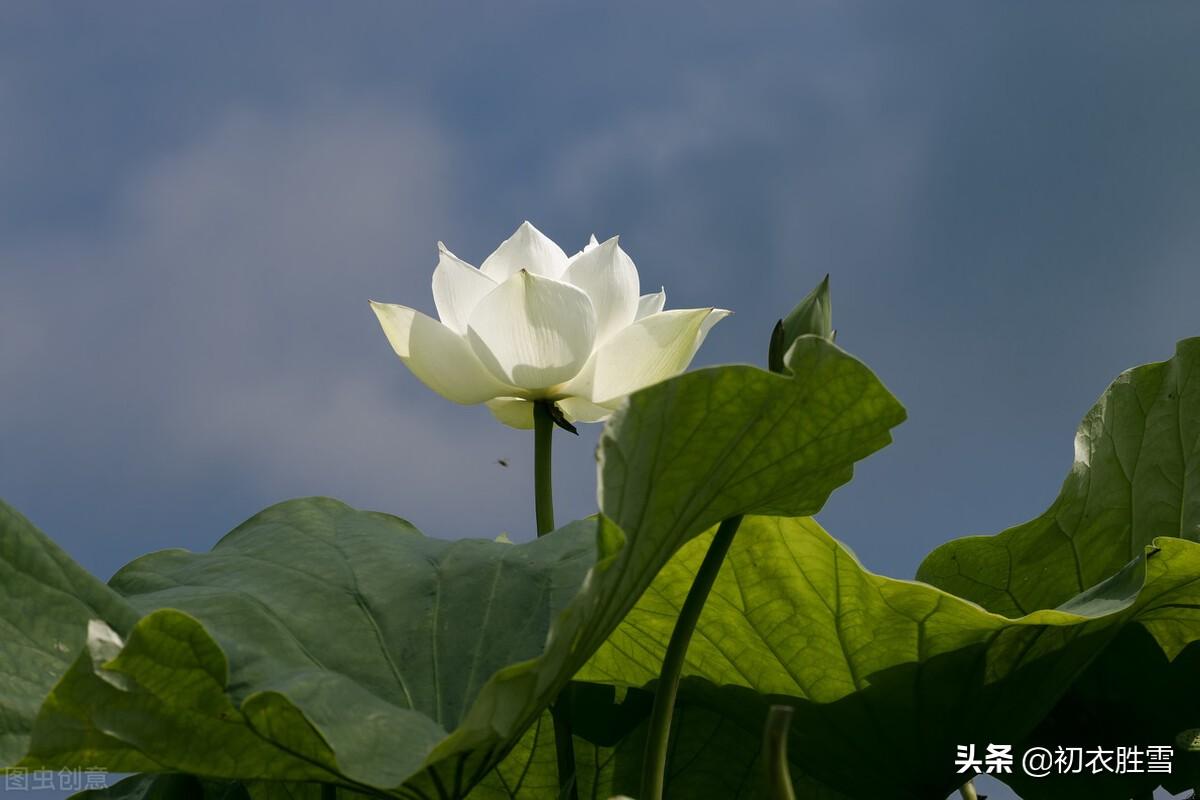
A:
370;221;730;429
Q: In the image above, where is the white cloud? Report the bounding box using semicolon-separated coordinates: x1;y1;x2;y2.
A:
540;46;932;306
0;98;594;540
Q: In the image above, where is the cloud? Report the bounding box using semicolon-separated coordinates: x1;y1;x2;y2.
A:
1;97;593;544
113;99;459;489
537;40;932;314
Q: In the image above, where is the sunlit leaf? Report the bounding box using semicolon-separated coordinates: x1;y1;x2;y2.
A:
575;516;1200;799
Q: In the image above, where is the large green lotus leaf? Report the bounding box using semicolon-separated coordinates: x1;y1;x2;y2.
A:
20;501;599;797
0;501;141;768
917;337;1200;617
8;335;905;797
573;515;1200;799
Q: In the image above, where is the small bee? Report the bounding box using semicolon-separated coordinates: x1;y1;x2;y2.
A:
497;459;509;468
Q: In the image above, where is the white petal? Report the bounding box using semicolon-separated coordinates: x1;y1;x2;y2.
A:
569;234;601;260
560;236;640;343
479;221;569;281
557;396;613;424
562;307;731;405
485;397;534;429
466;270;597;391
635;288;666;320
431;242;497;334
370;301;512;404
699;306;729;338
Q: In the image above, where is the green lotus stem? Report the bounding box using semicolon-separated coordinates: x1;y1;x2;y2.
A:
321;783;336;800
763;705;796;800
533;400;578;800
958;779;979;800
640;513;745;800
534;401;557;535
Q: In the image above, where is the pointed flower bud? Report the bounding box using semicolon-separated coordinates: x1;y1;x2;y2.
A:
769;274;833;373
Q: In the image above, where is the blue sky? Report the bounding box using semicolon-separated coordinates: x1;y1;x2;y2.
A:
2;4;1199;798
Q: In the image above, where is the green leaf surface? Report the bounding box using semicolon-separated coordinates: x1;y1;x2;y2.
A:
0;502;140;767
23;502;600;796
592;335;907;656
916;337;1200;616
4;336;905;797
575;515;1200;799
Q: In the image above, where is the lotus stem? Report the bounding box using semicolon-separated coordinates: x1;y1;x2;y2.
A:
534;401;556;535
763;705;797;800
640;513;744;800
321;783;336;800
533;400;578;800
958;779;979;800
